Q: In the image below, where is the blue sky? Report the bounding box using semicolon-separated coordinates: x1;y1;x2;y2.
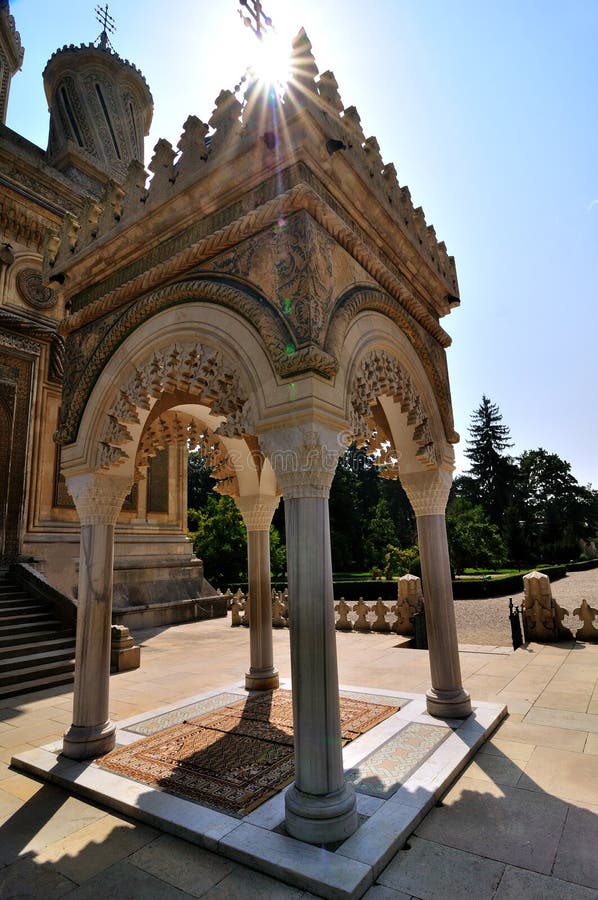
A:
6;1;597;486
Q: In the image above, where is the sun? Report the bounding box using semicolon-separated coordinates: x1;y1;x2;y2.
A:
250;33;292;90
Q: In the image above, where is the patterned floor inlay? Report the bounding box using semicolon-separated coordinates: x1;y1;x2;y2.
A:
346;721;449;799
101;690;401;817
124;692;243;735
340;690;411;708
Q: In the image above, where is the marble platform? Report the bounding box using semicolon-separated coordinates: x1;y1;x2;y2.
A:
11;681;506;900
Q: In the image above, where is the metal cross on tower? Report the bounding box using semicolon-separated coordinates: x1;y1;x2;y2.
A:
238;0;274;41
95;3;116;50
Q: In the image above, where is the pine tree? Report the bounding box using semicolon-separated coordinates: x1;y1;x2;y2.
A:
465;395;517;526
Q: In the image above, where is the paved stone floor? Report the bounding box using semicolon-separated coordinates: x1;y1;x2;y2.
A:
1;570;598;898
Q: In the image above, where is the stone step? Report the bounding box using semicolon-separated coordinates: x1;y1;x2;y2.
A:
0;635;76;660
0;602;48;614
0;657;75;689
0;620;64;642
0;590;30;601
0;626;72;649
0;611;57;626
0;645;76;674
0;670;74;701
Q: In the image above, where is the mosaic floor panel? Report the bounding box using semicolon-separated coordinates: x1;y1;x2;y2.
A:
101;689;401;817
124;691;243;735
346;721;449;799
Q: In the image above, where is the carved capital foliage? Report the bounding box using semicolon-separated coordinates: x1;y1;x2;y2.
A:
260;425;343;500
235;494;280;531
65;472;133;525
94;341;251;475
348;348;437;470
400;468;452;517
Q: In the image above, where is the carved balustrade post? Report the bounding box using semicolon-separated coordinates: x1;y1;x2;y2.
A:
235;494;280;690
261;425;357;844
401;468;471;718
62;471;132;759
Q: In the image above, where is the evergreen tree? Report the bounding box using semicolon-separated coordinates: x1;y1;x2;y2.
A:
465;395;517;526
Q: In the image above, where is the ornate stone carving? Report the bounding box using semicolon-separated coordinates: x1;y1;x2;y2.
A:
15;268;57;310
522;571;573;642
400;468;453;517
572;599;598;642
91;341;250;474
64;472;133;525
393;573;424;635
260;425;342;500
235;494;280;531
0;331;42;356
348;349;437;469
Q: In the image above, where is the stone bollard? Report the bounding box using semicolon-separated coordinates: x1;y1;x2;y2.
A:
281;588;289;627
392;573;424;635
371;598;391;633
239;591;250;627
110;624;141;672
522;571;572;641
335;597;353;632
230;592;243;627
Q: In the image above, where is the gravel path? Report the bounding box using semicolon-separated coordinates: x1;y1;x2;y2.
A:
454;568;598;647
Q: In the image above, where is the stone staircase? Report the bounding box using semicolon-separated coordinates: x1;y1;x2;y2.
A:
0;570;76;700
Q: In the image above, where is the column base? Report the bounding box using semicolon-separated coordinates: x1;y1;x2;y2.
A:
245;667;279;691
62;720;116;760
426;687;472;718
284;781;357;844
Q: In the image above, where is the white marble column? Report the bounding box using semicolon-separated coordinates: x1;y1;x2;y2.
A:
401;468;472;718
235;494;280;691
262;426;357;844
62;471;132;759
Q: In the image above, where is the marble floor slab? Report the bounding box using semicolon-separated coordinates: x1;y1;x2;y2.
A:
11;679;506;900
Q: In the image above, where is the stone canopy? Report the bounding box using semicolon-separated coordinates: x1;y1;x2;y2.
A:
43;28;471;846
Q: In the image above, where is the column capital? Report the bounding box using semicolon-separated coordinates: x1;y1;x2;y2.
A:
259;425;343;500
400;467;453;517
235;494;280;531
66;472;133;526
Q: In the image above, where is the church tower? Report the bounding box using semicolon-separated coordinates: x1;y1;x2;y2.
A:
43;23;153;192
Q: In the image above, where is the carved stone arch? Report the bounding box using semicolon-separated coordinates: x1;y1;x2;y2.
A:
59;302;281;484
58;277;308;448
135;408;240;496
325;285;456;443
347;347;437;473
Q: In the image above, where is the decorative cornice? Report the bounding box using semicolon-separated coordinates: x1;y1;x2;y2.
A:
0;329;41;355
57;171;451;349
